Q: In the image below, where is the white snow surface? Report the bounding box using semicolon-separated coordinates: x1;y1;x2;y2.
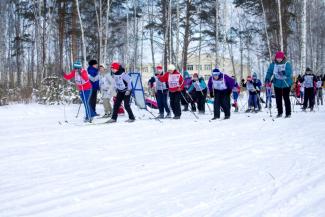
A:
0;102;325;217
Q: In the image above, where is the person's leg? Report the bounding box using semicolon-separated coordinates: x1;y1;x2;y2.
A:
175;92;182;117
303;88;309;109
103;98;109;114
213;90;221;118
274;87;283;115
309;89;315;110
223;92;231;118
283;87;291;116
169;92;176;116
89;89;98;114
163;91;171;114
123;94;135;120
111;92;124;120
156;91;164;115
80;90;91;120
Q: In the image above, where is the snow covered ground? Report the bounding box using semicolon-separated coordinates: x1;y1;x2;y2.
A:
0;101;325;217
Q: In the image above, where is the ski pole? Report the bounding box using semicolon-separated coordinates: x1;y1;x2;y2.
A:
180;91;199;119
75;102;82;118
79;69;92;123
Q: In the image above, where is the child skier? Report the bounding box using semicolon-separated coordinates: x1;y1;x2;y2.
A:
252;72;262;110
245;76;259;113
208;68;235;120
99;64;115;118
148;65;171;119
187;73;207;114
231;76;241;112
158;64;184;119
63;60;96;122
87;60;100;116
106;62;135;123
181;70;192;111
265;79;273;108
300;67;317;111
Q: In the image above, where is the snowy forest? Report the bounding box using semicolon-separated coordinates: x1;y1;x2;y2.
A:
0;0;324;103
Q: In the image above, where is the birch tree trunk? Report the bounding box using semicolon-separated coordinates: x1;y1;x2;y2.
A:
300;0;307;74
215;0;219;67
75;0;87;68
103;0;110;64
261;0;272;61
277;0;284;51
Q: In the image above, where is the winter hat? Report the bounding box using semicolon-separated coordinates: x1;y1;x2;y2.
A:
88;59;98;66
247;75;252;81
252;72;257;79
111;62;120;70
73;60;82;69
99;63;106;68
305;67;312;72
167;64;176;71
212;68;221;77
183;71;190;78
156;65;163;70
275;51;285;60
193;73;199;78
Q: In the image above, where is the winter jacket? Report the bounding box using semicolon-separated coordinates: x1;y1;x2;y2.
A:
158;70;184;93
64;68;92;91
299;73;317;89
112;67;132;93
265;59;293;88
232;81;241;93
87;66;100;90
252;78;262;92
99;72;115;99
148;76;168;92
208;73;235;95
187;78;207;93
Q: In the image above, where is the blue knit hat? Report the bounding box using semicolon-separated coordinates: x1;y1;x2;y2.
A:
212;68;221;76
252;72;257;79
73;60;82;69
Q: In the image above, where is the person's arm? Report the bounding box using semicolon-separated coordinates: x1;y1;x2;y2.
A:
122;73;133;91
208;77;213;93
187;83;194;93
88;69;99;82
157;72;168;83
285;62;292;79
179;74;184;90
80;69;90;81
63;69;75;80
200;79;207;90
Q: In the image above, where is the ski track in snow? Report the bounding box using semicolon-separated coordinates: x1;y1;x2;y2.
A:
0;103;325;217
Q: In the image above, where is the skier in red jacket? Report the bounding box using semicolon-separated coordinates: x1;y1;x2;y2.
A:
158;64;184;119
63;60;95;122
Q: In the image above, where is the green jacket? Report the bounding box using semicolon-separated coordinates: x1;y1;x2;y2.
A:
265;60;293;88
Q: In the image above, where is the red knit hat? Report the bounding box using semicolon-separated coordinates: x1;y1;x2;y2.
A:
156;65;163;70
111;62;120;70
275;51;285;59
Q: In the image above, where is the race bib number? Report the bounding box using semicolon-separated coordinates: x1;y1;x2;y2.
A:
273;64;287;80
304;76;313;88
168;74;180;88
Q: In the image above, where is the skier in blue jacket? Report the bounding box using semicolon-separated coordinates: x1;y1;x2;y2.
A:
265;51;293;118
87;59;100;116
187;73;207;114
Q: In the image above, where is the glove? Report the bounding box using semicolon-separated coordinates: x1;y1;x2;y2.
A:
125;90;131;96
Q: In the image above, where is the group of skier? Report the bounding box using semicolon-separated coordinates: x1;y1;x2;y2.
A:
63;50;324;123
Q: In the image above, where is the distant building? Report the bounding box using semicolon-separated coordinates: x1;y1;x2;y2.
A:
139;54;251;88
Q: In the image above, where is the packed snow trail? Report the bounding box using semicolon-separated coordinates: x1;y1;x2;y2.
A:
0;103;324;217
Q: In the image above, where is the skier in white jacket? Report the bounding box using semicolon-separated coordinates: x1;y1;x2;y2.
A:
99;64;115;118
